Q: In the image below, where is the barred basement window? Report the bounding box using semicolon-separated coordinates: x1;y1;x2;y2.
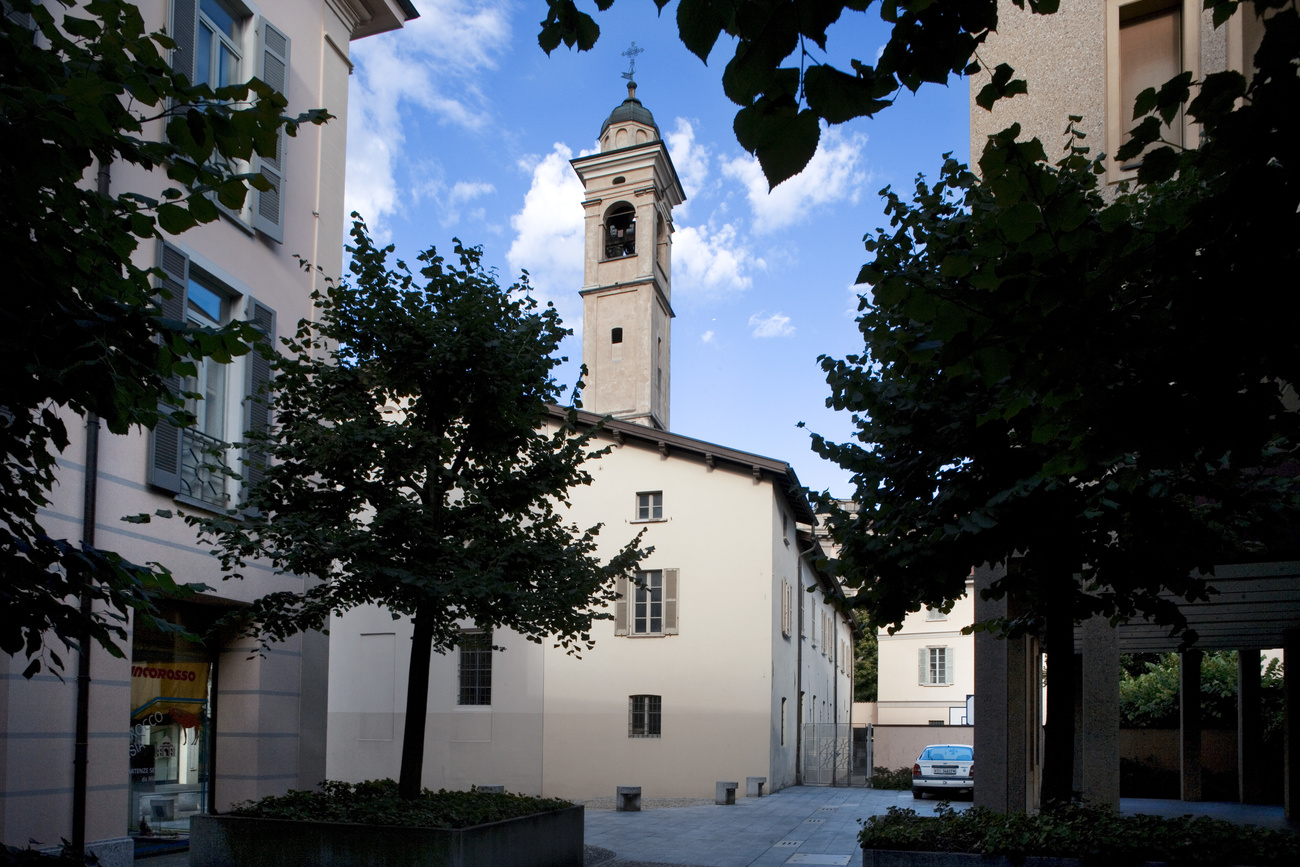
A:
458;630;493;706
629;694;661;737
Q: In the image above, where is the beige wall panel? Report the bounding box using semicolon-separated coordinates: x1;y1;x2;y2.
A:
872;725;975;771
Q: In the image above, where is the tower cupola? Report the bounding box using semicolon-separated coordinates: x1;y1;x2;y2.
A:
600;83;660;151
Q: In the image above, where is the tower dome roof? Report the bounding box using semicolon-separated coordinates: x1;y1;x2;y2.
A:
600;83;659;139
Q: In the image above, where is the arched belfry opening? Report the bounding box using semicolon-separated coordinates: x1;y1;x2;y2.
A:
571;82;686;432
605;203;636;259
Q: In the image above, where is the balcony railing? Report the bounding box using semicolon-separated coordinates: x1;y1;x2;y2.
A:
180;428;230;509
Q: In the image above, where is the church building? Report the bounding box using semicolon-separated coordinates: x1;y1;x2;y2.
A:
326;83;859;799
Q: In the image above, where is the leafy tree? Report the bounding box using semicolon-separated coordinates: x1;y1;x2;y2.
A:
1;0;326;677
808;3;1300;804
537;0;1255;188
854;631;878;702
1120;652;1285;734
195;219;650;799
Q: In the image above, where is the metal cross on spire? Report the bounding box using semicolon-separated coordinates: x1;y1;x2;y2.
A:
621;42;644;83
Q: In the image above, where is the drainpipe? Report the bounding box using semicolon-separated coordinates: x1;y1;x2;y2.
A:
795;559;804;784
832;615;839;787
73;158;112;853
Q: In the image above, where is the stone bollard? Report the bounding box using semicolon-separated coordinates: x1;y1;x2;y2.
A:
475;784;505;794
746;776;767;798
615;786;642;812
715;781;738;805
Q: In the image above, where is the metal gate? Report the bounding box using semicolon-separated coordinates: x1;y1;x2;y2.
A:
800;723;873;787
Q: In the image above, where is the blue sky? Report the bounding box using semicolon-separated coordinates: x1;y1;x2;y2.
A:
343;1;970;497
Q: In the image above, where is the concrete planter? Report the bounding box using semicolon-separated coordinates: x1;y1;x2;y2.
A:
191;805;584;867
863;850;1173;867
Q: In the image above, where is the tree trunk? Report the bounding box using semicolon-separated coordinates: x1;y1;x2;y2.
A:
398;600;436;799
1041;581;1076;805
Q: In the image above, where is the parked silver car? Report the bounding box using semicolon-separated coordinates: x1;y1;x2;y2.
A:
912;743;973;799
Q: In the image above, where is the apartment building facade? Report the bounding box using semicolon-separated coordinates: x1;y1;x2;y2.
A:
0;2;415;863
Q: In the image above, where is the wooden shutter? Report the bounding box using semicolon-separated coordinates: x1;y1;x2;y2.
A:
919;648;929;685
168;0;198;83
662;568;679;634
614;574;628;635
148;241;189;493
241;298;276;501
944;647;955;685
253;19;290;242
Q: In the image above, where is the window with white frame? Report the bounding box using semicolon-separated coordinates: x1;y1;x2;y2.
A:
1105;0;1198;179
169;0;290;240
148;241;275;511
614;569;679;636
458;630;493;706
196;0;242;90
780;580;793;637
925;606;947;621
629;694;661;737
919;646;955;686
635;491;663;521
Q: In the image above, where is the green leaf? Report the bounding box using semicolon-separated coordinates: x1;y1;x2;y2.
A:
997;201;1040;243
975;63;1028;111
733;102;820;189
157;202;197;234
1135;146;1178;184
676;0;731;63
803;64;893;124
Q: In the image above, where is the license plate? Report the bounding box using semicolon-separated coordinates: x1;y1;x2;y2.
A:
935;768;956;775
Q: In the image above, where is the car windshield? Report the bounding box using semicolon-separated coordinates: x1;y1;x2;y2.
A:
920;746;972;762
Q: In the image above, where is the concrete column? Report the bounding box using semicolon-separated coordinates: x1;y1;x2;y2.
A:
1080;616;1120;809
973;562;1035;813
1238;648;1264;804
1285;630;1299;821
1180;649;1203;802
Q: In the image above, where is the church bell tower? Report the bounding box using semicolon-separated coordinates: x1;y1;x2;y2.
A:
570;81;686;431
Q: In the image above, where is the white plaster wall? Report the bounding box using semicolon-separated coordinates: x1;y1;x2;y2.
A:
877;579;975;726
538;434;779;799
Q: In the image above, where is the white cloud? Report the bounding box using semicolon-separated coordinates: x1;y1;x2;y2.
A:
345;0;511;234
749;311;795;338
721;127;870;233
665;118;710;201
701;330;715;344
450;181;495;205
506;143;586;308
673;222;762;297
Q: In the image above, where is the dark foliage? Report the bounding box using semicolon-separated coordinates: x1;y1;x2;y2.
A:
229;779;573;830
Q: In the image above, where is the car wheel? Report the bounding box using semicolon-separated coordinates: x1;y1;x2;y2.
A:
911;788;923;799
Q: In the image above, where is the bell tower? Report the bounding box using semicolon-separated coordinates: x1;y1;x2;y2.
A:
570;82;686;431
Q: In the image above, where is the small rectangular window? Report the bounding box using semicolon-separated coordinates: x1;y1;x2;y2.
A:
629;694;661;737
636;491;663;521
611;327;623;344
633;570;663;634
458;630;493;706
925;607;947;621
920;646;954;686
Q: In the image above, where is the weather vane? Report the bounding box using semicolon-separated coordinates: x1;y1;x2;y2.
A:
621;42;644;83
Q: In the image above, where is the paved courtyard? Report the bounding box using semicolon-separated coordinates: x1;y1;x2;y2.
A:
583;786;967;867
136;786;1294;866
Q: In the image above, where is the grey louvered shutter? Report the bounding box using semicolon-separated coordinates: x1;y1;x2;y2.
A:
242;298;275;501
168;0;198;83
662;568;679;634
919;648;928;685
149;242;189;493
614;574;628;635
253;19;289;242
944;647;955;685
